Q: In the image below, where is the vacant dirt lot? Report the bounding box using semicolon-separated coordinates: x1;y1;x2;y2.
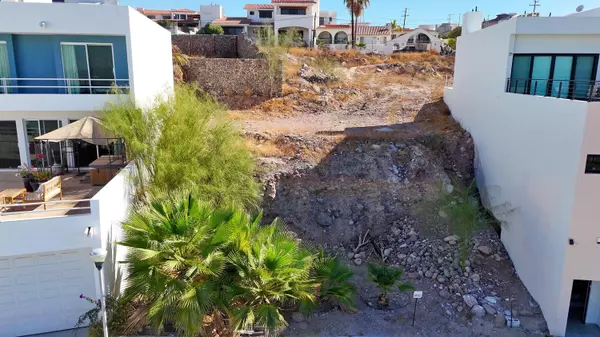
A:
230;49;547;336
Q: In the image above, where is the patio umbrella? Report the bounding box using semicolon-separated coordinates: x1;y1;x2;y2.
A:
35;116;115;146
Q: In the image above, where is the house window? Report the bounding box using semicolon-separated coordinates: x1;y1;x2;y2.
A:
407;37;414;43
0;41;10;94
280;7;306;15
174;14;187;20
61;43;115;94
508;54;599;100
249;11;255;15
223;27;245;35
383;37;387;44
319;17;325;25
259;10;273;18
25;120;63;167
359;37;365;43
147;15;156;19
585;155;600;174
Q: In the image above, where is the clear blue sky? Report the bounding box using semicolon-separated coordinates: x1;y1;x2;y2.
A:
123;0;598;28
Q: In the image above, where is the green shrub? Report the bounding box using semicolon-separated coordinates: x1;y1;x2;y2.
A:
204;23;224;35
368;263;413;307
102;84;260;210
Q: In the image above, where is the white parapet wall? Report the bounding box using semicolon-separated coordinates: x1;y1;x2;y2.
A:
444;15;600;336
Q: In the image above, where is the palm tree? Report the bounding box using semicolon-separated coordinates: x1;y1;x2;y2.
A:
368;263;414;308
119;194;234;337
351;0;371;47
225;220;317;333
343;0;356;48
390;19;400;31
119;193;319;336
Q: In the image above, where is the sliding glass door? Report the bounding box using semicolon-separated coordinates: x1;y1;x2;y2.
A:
26;120;63;167
0;121;20;168
0;42;10;94
509;54;598;100
61;43;115;94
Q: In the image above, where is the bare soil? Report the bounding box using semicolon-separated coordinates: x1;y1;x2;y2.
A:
229;50;548;337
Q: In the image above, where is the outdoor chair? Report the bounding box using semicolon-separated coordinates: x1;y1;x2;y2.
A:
22;176;62;210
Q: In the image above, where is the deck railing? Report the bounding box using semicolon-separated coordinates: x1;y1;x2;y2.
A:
0;199;92;220
0;78;130;94
506;78;600;101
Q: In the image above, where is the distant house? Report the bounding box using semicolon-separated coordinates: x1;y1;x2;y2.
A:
316;26;444;54
137;7;200;34
199;1;336;46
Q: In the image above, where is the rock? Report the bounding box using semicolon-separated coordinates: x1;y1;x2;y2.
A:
312;84;321;94
438;210;447;218
482;303;496;315
471;273;481;282
346;252;354;260
408;234;418;243
470;305;486;318
484;296;497;304
477;246;492;255
439;289;451;299
316;212;333;227
519;308;533;317
463;294;478;308
444;235;460;243
354;251;366;259
444;184;454;194
437;277;446;284
391;227;402;236
292;312;305;323
354;258;363;266
383;248;393;257
295;322;308;330
494;314;506;328
493;254;502;261
425;270;433;278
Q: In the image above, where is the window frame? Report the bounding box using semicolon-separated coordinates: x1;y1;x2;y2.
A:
585;154;600;174
60;42;116;94
280;7;307;15
509;53;599;99
249;11;255;15
258;10;273;18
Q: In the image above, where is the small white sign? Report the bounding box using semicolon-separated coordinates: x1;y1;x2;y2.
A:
413;291;423;299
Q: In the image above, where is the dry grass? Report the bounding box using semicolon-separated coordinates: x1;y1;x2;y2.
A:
282;83;298;96
245;138;291;157
284;62;302;80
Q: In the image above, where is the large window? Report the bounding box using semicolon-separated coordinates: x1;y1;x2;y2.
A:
0;121;20;168
61;43;115;94
280;7;306;15
174;14;187;20
259;10;272;18
223;27;245;36
0;41;10;94
509;54;599;100
26;120;63;167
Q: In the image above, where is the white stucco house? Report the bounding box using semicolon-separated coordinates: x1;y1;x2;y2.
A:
316;25;444;54
200;0;335;46
444;9;600;337
0;1;173;335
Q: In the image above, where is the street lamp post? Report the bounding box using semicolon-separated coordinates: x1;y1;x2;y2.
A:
90;248;109;337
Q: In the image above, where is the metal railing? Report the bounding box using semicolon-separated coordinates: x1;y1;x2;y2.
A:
0;78;130;95
0;199;92;218
506;78;600;101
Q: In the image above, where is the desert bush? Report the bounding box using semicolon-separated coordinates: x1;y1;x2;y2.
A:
310;252;356;311
438;181;492;264
102;84;260;210
203;23;224;35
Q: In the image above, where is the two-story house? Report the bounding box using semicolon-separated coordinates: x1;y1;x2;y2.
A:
444;9;600;336
0;1;173;335
201;0;334;46
136;7;201;34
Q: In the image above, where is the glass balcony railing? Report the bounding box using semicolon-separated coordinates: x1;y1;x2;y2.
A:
506;78;600;102
0;78;130;95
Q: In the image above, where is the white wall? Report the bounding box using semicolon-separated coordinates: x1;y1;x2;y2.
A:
126;7;174;109
586;281;600;325
200;4;223;27
444;17;594;336
0;2;130;35
247;9;274;23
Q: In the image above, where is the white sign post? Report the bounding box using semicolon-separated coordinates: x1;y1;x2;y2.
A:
412;291;423;326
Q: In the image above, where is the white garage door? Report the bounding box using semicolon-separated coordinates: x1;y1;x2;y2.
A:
0;249;97;337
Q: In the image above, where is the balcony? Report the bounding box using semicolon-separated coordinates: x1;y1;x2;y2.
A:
0;77;130;112
506;78;600;102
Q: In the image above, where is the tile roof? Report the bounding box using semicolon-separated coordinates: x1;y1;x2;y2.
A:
244;4;275;9
317;24;391;36
137;8;199;15
356;25;390;36
212;17;253;25
271;0;316;3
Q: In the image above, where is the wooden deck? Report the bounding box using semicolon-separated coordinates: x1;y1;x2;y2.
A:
0;171;103;220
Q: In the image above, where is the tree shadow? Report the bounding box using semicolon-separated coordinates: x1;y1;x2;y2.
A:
261;98;474;247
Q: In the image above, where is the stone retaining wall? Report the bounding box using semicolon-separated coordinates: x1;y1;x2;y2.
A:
172;35;261;59
184;58;282;97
